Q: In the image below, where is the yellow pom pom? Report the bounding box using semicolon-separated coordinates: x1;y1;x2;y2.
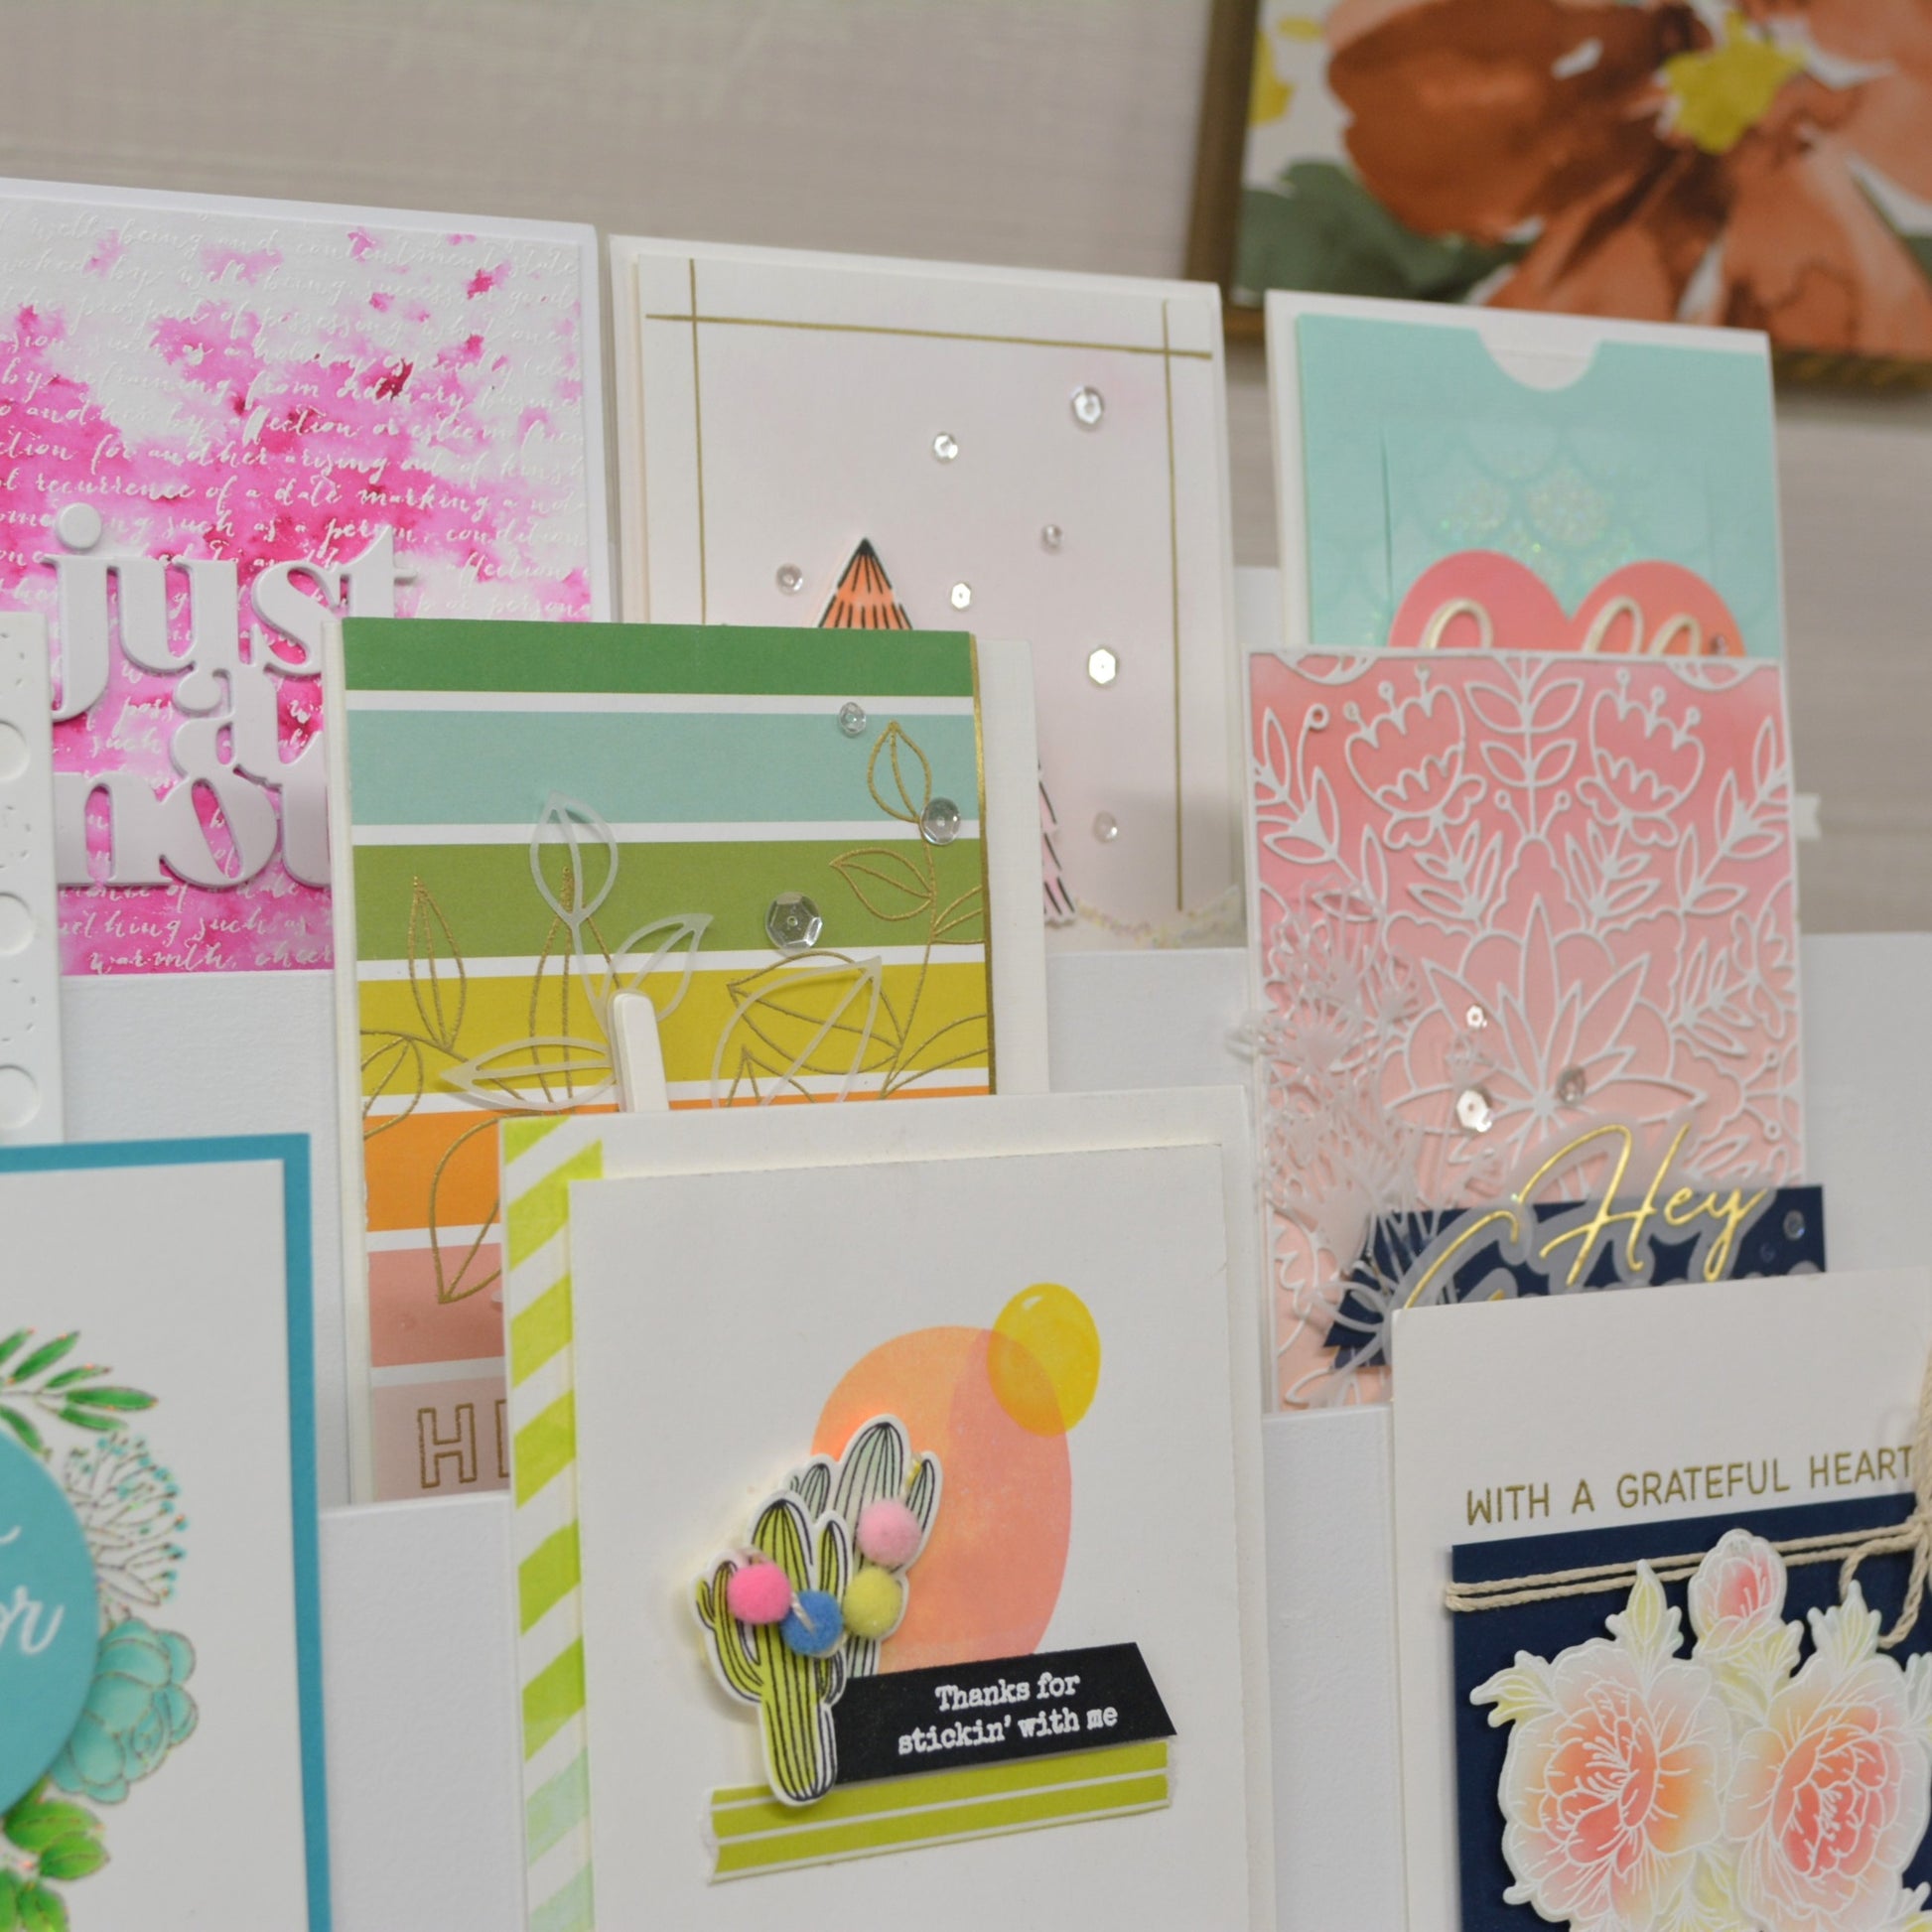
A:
842;1566;904;1642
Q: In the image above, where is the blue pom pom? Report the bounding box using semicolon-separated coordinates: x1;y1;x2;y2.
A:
780;1589;844;1657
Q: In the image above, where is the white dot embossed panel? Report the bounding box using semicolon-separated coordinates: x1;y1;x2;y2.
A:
0;615;62;1143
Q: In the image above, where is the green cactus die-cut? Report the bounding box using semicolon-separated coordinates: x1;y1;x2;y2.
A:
696;1416;943;1805
695;1494;853;1806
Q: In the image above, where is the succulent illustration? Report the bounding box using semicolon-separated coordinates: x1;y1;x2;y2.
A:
61;1437;186;1629
49;1620;198;1806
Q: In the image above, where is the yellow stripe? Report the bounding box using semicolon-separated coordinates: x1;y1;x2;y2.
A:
522;1641;587;1760
513;1393;577;1505
519;1524;582;1635
713;1771;1170;1875
505;1146;604;1272
357;960;990;1098
510;1275;575;1383
711;1739;1168;1833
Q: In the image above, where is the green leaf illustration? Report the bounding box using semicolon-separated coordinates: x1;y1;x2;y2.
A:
0;1332;29;1370
58;1387;157;1415
4;1800;98;1855
18;1882;66;1932
10;1336;77;1385
1235;164;1524;306
0;1410;47;1458
36;1840;104;1884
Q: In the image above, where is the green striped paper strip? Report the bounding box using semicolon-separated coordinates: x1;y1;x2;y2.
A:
504;1114;604;1932
708;1740;1171;1879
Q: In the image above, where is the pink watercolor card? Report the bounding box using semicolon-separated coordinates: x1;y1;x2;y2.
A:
0;178;610;978
1246;649;1804;1409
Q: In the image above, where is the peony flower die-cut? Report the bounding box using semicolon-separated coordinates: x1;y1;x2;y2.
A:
1473;1535;1932;1932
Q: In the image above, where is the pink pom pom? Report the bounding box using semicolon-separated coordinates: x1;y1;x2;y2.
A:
856;1499;921;1569
727;1561;792;1625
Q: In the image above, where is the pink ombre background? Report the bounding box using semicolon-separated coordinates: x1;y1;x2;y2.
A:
0;187;603;975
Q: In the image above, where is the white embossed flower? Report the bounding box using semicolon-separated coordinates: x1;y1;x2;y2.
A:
1340;673;1482;850
1475;1567;1731;1932
1727;1588;1932;1932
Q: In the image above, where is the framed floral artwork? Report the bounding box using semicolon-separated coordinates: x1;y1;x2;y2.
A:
1189;0;1932;375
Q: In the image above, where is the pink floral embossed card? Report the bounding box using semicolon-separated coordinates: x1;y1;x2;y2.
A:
0;179;609;977
1247;650;1803;1409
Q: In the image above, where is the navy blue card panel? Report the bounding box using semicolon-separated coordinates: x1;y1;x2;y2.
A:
1326;1185;1825;1367
1449;1494;1927;1932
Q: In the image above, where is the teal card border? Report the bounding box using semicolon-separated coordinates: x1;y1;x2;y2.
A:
0;1135;330;1932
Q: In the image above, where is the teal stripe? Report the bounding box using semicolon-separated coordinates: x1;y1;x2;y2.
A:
525;1753;590;1861
346;711;982;828
530;1863;594;1932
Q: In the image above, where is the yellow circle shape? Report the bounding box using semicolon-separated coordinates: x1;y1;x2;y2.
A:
989;1284;1100;1436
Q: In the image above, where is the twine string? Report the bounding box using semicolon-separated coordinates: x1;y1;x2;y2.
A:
1447;1345;1932;1651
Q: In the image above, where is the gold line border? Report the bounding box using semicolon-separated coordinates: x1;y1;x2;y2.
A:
1163;303;1182;913
687;259;709;623
644;312;1213;360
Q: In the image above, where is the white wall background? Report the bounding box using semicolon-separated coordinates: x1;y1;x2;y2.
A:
4;0;1926;927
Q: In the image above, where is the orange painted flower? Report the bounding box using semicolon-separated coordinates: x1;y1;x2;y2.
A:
1727;1587;1932;1932
1474;1566;1731;1928
1326;0;1932;357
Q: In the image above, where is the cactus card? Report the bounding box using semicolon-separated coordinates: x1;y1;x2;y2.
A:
1391;1268;1932;1932
0;1135;328;1929
328;620;1047;1504
501;1090;1273;1930
610;236;1241;946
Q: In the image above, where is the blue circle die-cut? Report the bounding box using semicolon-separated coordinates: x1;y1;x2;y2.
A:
0;1431;99;1812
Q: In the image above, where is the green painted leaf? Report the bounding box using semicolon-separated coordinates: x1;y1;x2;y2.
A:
1235;164;1524;306
53;1410;117;1435
17;1883;65;1932
9;1335;77;1385
59;1386;155;1413
37;1838;106;1883
0;1871;20;1932
4;1803;97;1854
39;1367;104;1393
0;1409;47;1458
0;1332;29;1371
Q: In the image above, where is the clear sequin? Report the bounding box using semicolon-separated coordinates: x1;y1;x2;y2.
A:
1783;1207;1807;1241
1070;386;1105;428
1556;1066;1587;1106
932;433;959;462
1092;812;1119;843
920;797;961;846
1465;1003;1489;1030
837;702;868;738
1087;647;1118;687
1455;1087;1496;1134
765;893;823;953
775;564;804;594
1040;523;1063;552
950;583;972;611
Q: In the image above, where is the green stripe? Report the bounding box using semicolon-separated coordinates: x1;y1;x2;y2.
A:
346;710;982;830
342;619;976;696
522;1641;587;1760
712;1771;1170;1876
505;1146;604;1273
353;838;986;960
510;1277;575;1384
513;1393;577;1505
525;1751;591;1860
712;1739;1167;1833
518;1523;581;1634
502;1116;570;1163
529;1861;593;1932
